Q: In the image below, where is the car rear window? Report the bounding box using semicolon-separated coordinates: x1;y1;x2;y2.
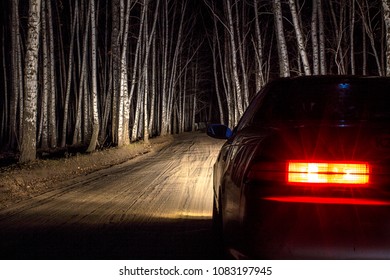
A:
252;79;390;122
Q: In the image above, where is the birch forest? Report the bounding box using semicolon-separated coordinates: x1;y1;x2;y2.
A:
1;0;390;162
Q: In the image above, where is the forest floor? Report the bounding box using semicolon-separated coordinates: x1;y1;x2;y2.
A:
0;134;175;210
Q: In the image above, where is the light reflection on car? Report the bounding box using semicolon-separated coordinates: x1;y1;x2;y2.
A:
207;76;390;259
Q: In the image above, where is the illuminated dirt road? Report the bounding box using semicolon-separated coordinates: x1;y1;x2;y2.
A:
0;132;225;259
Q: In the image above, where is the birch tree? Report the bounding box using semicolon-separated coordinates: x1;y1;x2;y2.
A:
73;1;91;145
209;18;224;124
288;0;311;75
20;0;42;163
160;0;170;136
117;0;133;146
39;0;58;149
40;0;49;149
110;0;120;144
130;2;147;142
318;0;326;74
148;35;157;136
225;0;244;118
328;0;348;74
350;0;356;75
253;0;266;91
4;0;390;157
273;0;290;77
383;0;390;76
358;0;383;76
86;0;99;152
142;0;160;142
311;0;319;75
164;0;187;135
10;0;23;149
46;0;57;148
233;1;249;108
60;1;78;147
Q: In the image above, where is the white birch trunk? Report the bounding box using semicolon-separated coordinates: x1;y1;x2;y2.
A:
166;1;186;135
362;18;367;75
382;0;390;76
288;0;311;75
148;35;156;136
40;0;49;149
160;0;169;136
191;61;197;131
223;43;235;127
192;94;196;132
110;0;120;144
73;3;91;145
273;0;290;77
82;77;90;142
82;3;92;143
61;1;78;147
87;0;100;152
47;0;57;147
329;0;346;74
253;0;265;91
226;0;244;119
318;0;326;74
141;0;159;142
211;24;224;124
143;0;150;143
234;1;249;108
311;0;319;75
20;0;42;163
350;0;356;75
216;7;234;126
117;0;132;146
131;2;147;142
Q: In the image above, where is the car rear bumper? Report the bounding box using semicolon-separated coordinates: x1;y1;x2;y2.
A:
233;193;390;259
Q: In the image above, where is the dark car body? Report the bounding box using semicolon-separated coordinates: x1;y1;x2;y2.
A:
208;76;390;259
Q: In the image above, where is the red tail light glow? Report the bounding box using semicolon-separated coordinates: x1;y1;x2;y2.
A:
287;161;370;185
264;196;390;205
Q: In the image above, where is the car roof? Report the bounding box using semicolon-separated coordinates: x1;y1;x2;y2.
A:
244;75;390;123
269;75;390;83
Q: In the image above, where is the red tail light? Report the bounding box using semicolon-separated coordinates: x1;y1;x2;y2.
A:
287;161;370;185
247;161;370;185
263;196;390;205
246;161;384;205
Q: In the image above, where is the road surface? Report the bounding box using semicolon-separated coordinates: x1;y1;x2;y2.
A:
0;132;225;259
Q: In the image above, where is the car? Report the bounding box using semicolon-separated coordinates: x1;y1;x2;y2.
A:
207;75;390;259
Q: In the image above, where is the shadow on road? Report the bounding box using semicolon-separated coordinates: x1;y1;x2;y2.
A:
0;217;225;260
